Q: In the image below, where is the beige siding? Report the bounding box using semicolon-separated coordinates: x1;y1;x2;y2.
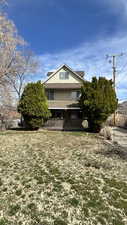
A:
46;89;80;101
46;68;82;84
55;90;71;100
47;100;79;109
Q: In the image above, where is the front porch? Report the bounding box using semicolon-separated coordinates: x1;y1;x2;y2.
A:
44;109;84;131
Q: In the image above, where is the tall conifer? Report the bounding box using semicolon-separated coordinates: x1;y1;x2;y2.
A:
80;77;117;132
18;81;51;129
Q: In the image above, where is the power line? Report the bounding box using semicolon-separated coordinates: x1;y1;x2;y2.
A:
106;53;124;88
118;61;127;73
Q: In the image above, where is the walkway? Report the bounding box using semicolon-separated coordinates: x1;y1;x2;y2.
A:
111;127;127;148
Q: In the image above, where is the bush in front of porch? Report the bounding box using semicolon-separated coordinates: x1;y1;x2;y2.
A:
17;81;51;130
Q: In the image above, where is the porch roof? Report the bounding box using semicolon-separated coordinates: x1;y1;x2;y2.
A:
44;83;82;89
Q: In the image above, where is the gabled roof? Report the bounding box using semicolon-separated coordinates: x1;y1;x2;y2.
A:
43;64;85;84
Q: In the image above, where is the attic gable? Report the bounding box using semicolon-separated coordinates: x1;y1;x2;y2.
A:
47;71;85;78
44;64;84;84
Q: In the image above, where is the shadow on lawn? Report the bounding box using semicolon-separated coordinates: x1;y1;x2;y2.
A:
8;127;39;131
97;141;127;161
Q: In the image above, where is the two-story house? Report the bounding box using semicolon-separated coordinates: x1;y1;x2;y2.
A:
43;64;85;130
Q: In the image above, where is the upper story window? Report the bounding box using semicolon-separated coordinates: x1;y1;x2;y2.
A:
47;90;54;100
77;91;81;99
59;72;69;80
71;91;80;100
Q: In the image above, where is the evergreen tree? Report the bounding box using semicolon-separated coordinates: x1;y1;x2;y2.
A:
18;81;51;129
79;77;118;132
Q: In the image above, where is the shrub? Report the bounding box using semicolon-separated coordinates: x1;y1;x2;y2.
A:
18;81;51;130
79;77;118;132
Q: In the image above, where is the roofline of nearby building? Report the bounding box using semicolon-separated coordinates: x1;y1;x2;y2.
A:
43;64;85;84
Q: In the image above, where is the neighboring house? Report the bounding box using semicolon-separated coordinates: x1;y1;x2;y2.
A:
43;64;85;130
118;101;127;115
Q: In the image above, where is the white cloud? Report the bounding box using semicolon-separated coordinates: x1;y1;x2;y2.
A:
36;35;127;100
107;0;127;18
17;0;126;101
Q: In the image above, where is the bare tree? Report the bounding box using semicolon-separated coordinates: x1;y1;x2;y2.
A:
0;84;14;129
0;5;38;128
0;12;26;128
5;50;38;100
0;13;25;86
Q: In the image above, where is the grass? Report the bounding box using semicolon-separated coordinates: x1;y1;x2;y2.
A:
0;130;127;224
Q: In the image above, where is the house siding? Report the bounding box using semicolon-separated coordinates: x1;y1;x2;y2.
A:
46;89;79;101
47;100;79;109
55;89;70;100
43;64;84;130
46;68;81;84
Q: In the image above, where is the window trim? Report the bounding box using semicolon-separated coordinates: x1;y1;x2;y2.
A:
71;91;80;100
59;72;69;80
47;90;54;100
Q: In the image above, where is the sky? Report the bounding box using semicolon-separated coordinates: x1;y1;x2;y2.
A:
6;0;127;100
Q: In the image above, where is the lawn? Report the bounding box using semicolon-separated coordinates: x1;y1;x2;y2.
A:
0;130;127;225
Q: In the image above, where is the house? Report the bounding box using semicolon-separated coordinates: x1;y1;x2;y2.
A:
43;64;85;130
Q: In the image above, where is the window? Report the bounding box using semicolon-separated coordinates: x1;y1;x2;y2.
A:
47;90;54;100
71;91;80;100
59;72;69;80
76;91;80;99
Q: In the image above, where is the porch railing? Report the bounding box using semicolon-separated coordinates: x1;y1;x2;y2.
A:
44;118;84;130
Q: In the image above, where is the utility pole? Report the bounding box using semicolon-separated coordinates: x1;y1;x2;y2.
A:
112;55;116;90
106;53;123;126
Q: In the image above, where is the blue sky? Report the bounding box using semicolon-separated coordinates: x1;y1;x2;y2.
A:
6;0;127;100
